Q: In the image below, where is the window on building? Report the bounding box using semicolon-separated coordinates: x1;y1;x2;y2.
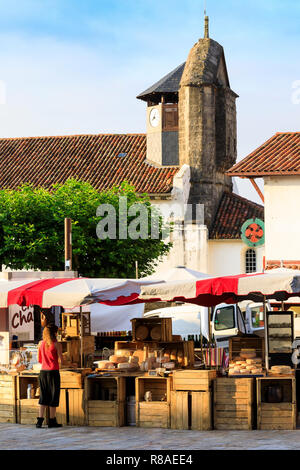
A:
245;249;257;273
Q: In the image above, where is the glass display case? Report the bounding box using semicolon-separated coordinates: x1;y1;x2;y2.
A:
267;312;294;354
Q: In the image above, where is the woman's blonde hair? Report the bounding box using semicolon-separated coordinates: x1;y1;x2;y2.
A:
43;324;58;348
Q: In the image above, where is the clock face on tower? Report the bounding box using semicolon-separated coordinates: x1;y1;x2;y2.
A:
149;108;160;128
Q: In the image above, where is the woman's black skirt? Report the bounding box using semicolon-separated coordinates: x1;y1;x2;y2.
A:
38;370;60;407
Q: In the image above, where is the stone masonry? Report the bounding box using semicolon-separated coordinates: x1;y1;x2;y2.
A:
178;36;238;227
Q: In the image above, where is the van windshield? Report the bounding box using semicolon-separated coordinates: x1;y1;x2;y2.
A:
214;306;235;330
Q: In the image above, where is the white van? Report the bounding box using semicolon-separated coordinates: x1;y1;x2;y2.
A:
144;301;266;348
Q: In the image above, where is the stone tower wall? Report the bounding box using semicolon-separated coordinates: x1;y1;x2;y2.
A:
178;38;237;227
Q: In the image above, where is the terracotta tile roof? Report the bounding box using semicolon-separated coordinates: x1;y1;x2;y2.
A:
0;133;179;194
227;132;300;177
210;192;264;239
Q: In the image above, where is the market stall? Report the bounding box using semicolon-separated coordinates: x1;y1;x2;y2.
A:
135;270;300;430
1;270;300;430
0;274;162;425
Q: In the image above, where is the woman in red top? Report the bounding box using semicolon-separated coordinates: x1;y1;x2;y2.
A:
36;323;63;428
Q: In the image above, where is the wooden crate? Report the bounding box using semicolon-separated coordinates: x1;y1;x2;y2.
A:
115;341;145;352
229;336;265;365
60;369;92;389
68;389;85;426
191;392;212;431
257;377;296;430
171;390;212;431
172;369;216;391
56;389;68;425
214;378;255;430
115;340;194;368
171;391;189;430
131;318;172;343
136;376;172;428
84;376;126;427
17;374;68;425
60;337;95;366
62;312;91;337
17;374;39;424
0;374;18;423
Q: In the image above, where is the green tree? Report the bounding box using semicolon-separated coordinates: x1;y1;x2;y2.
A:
0;179;172;278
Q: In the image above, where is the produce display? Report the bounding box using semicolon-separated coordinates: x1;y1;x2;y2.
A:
228;348;263;376
94;348;178;373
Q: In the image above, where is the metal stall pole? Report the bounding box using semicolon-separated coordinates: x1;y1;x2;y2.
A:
263;296;269;371
80;306;83;368
64;218;72;271
207;306;212;368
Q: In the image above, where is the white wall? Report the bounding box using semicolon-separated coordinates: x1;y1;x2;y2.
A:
264;176;300;261
208;240;264;276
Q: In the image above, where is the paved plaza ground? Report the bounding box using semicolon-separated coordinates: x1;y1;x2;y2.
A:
0;423;299;450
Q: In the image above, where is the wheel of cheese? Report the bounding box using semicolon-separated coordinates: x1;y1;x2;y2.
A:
170;350;177;361
94;361;111;369
129;356;139;364
117;362;135;369
150;326;162;341
164;362;175;370
177;352;183;364
135;325;149;341
115;349;131;357
271;365;291;374
133;350;144;363
109;355;128;364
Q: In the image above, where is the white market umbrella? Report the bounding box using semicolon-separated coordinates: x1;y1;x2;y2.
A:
0;277;162;308
144;265;211;282
138;271;300;306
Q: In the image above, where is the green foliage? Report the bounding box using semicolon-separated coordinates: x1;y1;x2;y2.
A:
0;179;172;278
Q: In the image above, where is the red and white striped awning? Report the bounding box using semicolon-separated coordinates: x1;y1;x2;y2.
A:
138;271;300;307
0;277;161;309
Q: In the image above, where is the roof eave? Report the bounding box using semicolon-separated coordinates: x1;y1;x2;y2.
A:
227;171;300;178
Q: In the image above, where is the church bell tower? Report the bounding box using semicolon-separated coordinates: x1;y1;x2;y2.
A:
137;17;238;227
178;17;238;226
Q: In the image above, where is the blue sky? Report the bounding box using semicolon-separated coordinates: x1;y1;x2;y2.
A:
0;0;299;202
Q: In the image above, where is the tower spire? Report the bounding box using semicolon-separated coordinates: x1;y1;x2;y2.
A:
204;1;209;38
204;15;209;38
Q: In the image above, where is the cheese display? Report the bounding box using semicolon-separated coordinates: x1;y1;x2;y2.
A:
269;365;293;375
228;350;263;376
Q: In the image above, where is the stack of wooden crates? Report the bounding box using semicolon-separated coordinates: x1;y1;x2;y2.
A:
135;375;172;428
171;370;216;430
0;374;18;423
256;376;296;430
84;375;126;427
60;369;91;426
213;337;264;430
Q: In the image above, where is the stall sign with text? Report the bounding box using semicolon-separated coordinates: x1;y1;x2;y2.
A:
9;305;34;341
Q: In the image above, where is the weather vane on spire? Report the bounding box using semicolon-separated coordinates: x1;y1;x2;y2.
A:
204;0;209;38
